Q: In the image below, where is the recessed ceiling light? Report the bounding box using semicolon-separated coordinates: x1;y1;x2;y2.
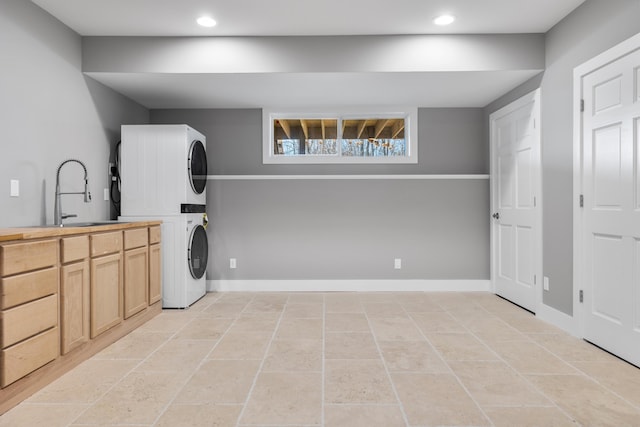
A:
434;14;455;26
197;16;217;28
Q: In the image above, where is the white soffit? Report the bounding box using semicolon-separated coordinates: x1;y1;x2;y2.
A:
32;0;585;36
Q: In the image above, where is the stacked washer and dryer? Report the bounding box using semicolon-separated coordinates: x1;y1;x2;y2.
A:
119;125;209;308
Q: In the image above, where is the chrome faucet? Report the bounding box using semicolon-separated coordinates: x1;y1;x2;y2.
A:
54;159;92;226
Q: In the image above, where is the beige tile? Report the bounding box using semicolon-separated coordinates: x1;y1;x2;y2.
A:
363;302;407;318
469;318;529;343
275;318;323;340
484;406;578;427
287;292;325;304
426;332;499;361
209;332;271;359
573;360;640;408
527;374;640;426
244;299;285;313
492;340;579;375
215;293;255;304
175;360;261;404
135;312;195;333
324;405;406;427
92;331;171;360
393;293;443;312
368;317;424;341
155;403;242;427
226;313;280;333
357;292;396;303
392;373;490;426
499;312;563;334
136;339;215;373
202;302;248;318
0;403;88;427
325;332;380;359
528;333;616;362
74;371;185;425
240;372;322;425
325;295;363;313
172;317;233;340
282;303;323;318
325;359;396;404
263;339;322;371
429;292;480;311
378;340;449;373
325;312;371;332
410;311;466;333
28;359;137;404
450;361;551;407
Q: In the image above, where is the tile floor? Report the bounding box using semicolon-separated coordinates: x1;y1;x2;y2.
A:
2;291;640;426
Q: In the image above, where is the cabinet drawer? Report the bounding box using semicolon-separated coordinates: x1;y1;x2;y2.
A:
1;294;58;348
0;239;58;277
90;232;122;257
1;327;59;387
124;228;148;250
61;235;89;264
1;267;58;309
149;226;161;244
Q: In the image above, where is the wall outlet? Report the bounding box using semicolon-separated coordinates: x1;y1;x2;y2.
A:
10;179;19;197
230;258;237;269
103;188;109;201
394;258;402;269
543;276;550;291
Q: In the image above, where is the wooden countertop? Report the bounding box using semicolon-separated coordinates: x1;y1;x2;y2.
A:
0;221;162;243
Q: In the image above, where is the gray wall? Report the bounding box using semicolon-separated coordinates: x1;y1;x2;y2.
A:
0;1;149;228
484;0;640;315
151;108;490;281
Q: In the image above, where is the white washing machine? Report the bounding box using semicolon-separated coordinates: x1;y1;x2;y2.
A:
120;124;207;216
120;213;209;308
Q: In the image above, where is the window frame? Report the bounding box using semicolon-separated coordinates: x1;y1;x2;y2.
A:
262;107;418;164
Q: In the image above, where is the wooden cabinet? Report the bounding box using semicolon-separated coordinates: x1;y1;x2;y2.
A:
123;229;149;318
90;232;123;338
60;235;90;355
149;241;162;305
0;222;162;407
0;239;59;388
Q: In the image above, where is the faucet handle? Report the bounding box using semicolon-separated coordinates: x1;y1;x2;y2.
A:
61;213;78;220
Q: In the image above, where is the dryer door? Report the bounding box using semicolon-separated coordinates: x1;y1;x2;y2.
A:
188;140;207;194
188;224;208;279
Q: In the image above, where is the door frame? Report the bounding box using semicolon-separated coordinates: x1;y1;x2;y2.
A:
489;88;543;313
573;31;640;338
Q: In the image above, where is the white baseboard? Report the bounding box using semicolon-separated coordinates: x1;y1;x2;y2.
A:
207;279;491;293
536;303;579;337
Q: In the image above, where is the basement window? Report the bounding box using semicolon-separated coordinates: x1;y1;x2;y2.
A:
263;108;417;164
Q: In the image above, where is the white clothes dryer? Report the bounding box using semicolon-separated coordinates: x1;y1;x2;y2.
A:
120;124;207;216
120;212;208;308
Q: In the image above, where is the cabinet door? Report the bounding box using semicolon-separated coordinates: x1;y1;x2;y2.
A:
60;260;90;354
90;253;122;338
149;243;162;305
124;247;148;319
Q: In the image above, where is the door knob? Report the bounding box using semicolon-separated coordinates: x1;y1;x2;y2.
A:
492;212;500;220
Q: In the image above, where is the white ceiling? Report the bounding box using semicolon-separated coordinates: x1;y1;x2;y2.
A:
31;0;586;109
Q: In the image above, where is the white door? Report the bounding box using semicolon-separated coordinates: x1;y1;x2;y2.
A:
490;90;541;313
580;46;640;367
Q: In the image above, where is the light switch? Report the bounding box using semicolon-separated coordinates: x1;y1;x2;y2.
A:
10;179;19;197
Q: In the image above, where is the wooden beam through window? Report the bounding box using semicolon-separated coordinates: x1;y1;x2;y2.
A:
391;119;405;139
374;119;391;139
278;120;291;138
300;119;309;139
356;120;367;139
